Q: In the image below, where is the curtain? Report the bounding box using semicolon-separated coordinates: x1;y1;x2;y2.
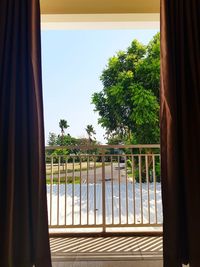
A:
160;0;200;266
0;1;52;266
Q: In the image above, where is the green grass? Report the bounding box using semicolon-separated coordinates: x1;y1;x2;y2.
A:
45;162;110;175
46;176;80;184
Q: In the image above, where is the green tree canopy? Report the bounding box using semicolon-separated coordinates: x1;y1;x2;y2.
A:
92;33;160;144
85;124;96;143
47;132;76;147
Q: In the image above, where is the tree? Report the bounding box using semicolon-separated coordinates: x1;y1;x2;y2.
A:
135;33;160;99
48;132;57;146
92;33;160;144
85;125;96;144
47;132;78;160
59;119;69;146
59;119;69;136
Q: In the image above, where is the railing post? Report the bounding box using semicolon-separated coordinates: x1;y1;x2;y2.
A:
102;149;106;233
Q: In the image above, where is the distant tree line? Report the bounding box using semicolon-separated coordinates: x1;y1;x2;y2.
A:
46;120;99;158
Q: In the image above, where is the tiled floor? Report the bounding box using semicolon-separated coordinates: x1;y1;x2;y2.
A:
51;236;163;267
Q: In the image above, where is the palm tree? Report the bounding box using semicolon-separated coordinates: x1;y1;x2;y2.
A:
59;119;69;136
85;125;96;144
59;119;69;146
58;119;69;170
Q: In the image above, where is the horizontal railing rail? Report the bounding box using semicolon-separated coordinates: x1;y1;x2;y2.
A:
46;145;162;233
46;144;160;150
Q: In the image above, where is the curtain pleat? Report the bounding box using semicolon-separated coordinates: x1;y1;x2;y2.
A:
0;1;52;266
160;1;200;266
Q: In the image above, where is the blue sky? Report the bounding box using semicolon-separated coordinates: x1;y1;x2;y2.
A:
41;29;159;144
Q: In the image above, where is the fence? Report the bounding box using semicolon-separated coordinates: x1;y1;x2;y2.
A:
46;145;162;233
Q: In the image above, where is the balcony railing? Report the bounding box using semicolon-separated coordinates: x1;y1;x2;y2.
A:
46;145;162;233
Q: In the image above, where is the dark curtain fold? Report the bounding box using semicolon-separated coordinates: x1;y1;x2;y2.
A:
0;0;52;266
160;0;200;266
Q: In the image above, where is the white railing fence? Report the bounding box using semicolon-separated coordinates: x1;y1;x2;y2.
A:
46;145;162;232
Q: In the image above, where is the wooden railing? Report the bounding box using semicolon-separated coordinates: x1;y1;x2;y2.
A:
46;145;162;233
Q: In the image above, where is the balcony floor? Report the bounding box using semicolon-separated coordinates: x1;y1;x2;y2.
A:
51;235;163;267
